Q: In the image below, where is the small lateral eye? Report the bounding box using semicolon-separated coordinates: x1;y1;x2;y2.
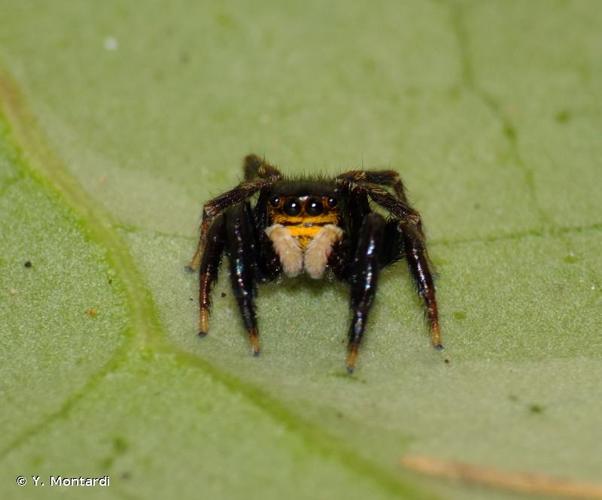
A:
327;197;338;208
283;198;301;216
269;196;280;207
306;197;323;216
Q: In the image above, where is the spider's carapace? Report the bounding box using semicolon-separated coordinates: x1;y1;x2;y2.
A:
188;154;442;372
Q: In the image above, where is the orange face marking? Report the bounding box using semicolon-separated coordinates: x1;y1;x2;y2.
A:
267;195;340;249
287;226;322;249
286;225;323;237
271;213;339;226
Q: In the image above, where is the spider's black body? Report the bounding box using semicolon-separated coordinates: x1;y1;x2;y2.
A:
189;154;442;372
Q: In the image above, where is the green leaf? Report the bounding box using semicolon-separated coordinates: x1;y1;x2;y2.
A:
1;1;601;499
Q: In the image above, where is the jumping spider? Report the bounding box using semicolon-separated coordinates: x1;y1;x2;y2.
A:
188;154;442;372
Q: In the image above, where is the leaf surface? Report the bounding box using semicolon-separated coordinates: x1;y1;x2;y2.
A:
1;1;601;499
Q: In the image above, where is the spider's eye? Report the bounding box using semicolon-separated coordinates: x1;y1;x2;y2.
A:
327;197;338;208
306;197;323;216
283;198;301;216
269;195;280;207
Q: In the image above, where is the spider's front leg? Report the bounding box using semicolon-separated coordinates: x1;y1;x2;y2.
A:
224;202;261;355
346;213;386;373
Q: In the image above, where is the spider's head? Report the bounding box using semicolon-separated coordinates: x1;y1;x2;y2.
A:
265;180;340;225
263;180;344;278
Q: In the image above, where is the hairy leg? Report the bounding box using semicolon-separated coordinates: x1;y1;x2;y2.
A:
197;214;226;336
224;203;261;355
188;177;272;271
339;178;443;351
336;169;408;200
243;154;283;181
365;183;442;348
346;212;386;373
328;184;371;280
402;224;442;349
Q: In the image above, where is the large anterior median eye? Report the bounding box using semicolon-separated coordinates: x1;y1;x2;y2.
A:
306;197;323;216
283;198;301;216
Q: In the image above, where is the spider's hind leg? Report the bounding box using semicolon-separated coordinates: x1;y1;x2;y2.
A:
401;223;442;350
243;154;282;181
224;202;262;355
346;213;386;373
353;182;443;350
187;177;273;272
336;170;408;200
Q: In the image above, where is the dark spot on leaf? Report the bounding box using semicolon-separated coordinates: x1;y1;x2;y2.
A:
99;436;129;469
503;124;516;141
216;13;235;28
85;307;98;318
555;110;571;123
221;292;227;298
120;471;132;480
529;403;544;414
24;260;32;268
453;311;467;321
508;394;519;402
113;436;128;453
444;358;450;364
